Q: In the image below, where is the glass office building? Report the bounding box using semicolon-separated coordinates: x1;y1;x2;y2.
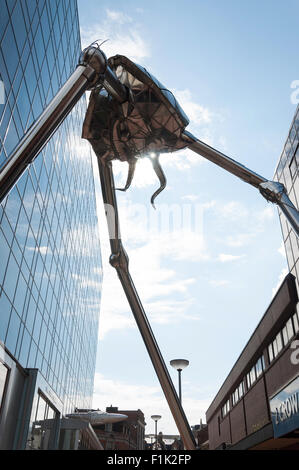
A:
0;0;102;449
274;106;299;288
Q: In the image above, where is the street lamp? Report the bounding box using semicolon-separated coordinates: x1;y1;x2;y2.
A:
170;359;189;403
151;415;162;450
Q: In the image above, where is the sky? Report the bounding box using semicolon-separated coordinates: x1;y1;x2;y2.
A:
77;0;299;436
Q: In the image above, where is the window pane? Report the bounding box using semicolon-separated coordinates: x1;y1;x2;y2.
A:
5;310;21;355
290;155;298;179
282;326;289;346
0;292;11;343
3;253;19;301
11;1;27;56
250;365;256;385
31;394;47;450
0;362;8;409
256;358;263;378
287;318;294;340
276;332;283;354
293;312;299;333
232;390;237;406
247;372;251;389
1;23;19;81
272;338;278;357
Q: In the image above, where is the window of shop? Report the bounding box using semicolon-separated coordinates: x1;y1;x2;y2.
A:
268;312;299;364
268;343;274;363
221;399;230;418
255;356;265;378
246;355;265;391
232;381;244;406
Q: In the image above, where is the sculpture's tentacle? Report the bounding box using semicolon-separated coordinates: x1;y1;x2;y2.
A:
150;154;167;208
116;159;137;192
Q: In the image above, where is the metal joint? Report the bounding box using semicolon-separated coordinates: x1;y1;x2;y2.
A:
79;46;108;89
109;248;129;271
81;63;98;85
258;181;286;204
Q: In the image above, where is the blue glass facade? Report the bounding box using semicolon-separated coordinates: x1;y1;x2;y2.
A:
0;0;102;419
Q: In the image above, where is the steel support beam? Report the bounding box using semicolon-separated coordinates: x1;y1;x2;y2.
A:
184;131;299;237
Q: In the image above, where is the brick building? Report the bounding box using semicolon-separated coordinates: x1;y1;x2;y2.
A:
93;407;146;450
206;273;299;450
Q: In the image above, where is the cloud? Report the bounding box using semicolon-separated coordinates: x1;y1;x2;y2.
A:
161;147;205;171
218;201;249;220
209;279;230;286
170;88;226;151
66;130;93;163
92;373;211;434
27;245;50;255
278;242;286;258
225;232;256;247
72;272;102;291
120;210;209;263
95;191;208;338
97;231;203;338
206;199;278;239
257;206;275;222
80;10;150;63
173;89;212;127
181;195;200;202
272;267;288;297
106;9;132;24
217;253;246;262
112;158;158;190
60;223;101;258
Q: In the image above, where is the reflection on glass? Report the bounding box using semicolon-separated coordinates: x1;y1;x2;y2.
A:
27;393;58;450
0;0;102;417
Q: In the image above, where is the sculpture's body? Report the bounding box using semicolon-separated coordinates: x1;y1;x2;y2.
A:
82;55;189;206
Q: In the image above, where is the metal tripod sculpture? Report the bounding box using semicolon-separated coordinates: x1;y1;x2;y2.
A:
0;44;299;450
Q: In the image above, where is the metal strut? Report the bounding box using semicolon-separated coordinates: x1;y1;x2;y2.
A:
183;131;299;237
97;159;196;450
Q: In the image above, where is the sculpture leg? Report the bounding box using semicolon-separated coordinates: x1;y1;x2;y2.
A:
183;131;299;237
96;159;196;450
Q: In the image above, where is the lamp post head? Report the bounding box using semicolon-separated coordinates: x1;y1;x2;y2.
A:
151;415;162;422
170;359;189;371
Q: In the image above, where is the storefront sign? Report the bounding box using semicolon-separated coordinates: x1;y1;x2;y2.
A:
270;376;299;438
